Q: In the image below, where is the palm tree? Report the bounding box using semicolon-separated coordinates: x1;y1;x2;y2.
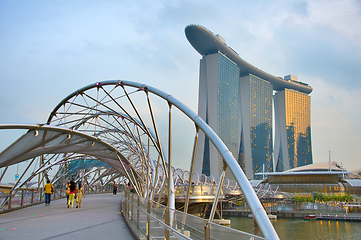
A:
292;196;301;211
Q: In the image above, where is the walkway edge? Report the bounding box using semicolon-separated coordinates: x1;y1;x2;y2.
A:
120;199;140;240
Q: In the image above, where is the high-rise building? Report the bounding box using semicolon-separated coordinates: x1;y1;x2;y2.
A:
239;74;273;179
274;86;313;172
186;24;313;179
194;52;240;178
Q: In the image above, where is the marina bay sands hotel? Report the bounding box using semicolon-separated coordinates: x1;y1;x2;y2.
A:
185;25;313;180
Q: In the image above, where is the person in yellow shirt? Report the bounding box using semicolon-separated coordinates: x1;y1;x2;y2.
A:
44;180;53;206
68;181;76;208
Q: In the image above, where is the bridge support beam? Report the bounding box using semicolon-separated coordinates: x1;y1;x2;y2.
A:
184;128;199;215
208;164;227;223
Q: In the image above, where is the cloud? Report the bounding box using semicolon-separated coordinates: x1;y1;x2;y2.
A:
273;23;361;89
310;76;361;170
217;0;361;91
0;0;360;181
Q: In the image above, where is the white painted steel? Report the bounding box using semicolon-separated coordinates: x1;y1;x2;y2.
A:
116;80;279;240
1;80;279;239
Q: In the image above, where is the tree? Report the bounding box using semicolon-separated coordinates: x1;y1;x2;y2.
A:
292;196;300;203
313;193;324;202
292;196;301;211
344;193;354;203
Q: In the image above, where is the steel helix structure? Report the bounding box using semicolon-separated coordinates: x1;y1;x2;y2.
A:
0;80;279;239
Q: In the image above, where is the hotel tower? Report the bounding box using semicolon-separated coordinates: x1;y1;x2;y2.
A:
185;25;313;179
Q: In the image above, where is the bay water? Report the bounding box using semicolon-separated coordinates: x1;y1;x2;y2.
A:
229;216;361;240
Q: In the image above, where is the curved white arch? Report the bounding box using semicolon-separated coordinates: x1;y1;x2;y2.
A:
1;80;278;239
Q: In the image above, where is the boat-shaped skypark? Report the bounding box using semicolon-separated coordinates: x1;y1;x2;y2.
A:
186;24;313;179
185;24;313;94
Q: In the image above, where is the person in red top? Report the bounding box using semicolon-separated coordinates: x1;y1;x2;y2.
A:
68;181;76;208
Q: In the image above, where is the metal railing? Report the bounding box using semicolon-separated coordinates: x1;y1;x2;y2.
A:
0;189;60;211
0;187;112;213
122;189;264;240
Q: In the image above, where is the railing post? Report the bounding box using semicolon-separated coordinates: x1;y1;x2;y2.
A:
8;193;12;209
31;191;34;204
165;208;170;240
208;169;226;223
125;190;128;219
21;190;24;206
147;200;151;240
204;220;210;240
131;194;134;228
127;191;131;222
137;195;140;236
125;190;128;220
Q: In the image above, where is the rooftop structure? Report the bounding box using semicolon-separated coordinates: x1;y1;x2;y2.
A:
254;162;361;197
186;24;314;179
185;24;313;94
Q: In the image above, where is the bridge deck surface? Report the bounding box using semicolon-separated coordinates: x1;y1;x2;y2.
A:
0;193;135;240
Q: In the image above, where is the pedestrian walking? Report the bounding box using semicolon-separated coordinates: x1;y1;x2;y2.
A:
66;181;70;204
128;182;135;193
113;182;118;196
76;183;85;208
68;181;76;208
44;179;53;206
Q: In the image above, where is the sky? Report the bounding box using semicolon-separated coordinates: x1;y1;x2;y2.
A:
1;0;361;181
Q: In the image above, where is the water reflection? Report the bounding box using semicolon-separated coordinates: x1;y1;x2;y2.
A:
228;217;361;240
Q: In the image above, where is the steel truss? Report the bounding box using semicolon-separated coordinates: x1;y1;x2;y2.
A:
0;80;279;239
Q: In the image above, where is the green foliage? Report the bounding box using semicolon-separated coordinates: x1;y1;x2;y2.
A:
292;193;354;205
292;196;300;203
313;193;325;202
344;193;354;202
306;196;314;203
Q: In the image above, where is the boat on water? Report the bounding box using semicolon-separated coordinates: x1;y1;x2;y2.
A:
304;214;317;221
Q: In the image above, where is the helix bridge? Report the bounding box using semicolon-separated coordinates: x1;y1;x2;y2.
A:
0;80;279;239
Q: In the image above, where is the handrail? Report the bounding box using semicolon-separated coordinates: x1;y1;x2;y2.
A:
0;187;112;213
122;189;265;240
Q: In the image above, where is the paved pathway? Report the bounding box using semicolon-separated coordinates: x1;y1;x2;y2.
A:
0;193;135;240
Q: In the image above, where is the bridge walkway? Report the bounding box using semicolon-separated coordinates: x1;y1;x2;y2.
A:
0;193;135;240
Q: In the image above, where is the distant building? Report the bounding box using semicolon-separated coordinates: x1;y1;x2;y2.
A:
274;88;313;171
185;25;313;179
239;74;273;179
195;52;240;178
255;162;361;198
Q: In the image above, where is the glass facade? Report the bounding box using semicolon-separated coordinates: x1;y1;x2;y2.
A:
197;52;312;180
263;183;346;195
275;144;284;172
216;53;240;165
190;25;315;181
201;52;239;176
202;103;210;176
249;75;273;177
284;89;312;168
237;74;273;179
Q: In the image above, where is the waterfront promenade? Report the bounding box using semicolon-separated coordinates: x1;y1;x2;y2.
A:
0;193;135;240
222;209;361;221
